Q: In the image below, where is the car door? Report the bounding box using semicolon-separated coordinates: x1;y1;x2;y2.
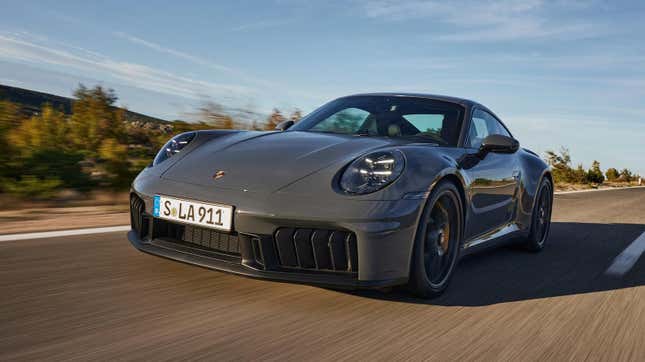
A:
462;109;520;239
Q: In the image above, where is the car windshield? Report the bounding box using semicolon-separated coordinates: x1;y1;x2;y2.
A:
290;95;465;146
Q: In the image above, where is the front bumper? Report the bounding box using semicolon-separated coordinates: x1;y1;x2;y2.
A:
128;176;424;289
128;230;406;289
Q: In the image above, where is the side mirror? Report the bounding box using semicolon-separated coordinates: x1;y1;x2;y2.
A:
275;120;294;131
479;134;519;155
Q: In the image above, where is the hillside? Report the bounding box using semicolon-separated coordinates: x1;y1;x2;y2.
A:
0;84;169;125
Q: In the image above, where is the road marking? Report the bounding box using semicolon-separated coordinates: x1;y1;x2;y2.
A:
555;186;645;195
605;231;645;277
0;225;131;242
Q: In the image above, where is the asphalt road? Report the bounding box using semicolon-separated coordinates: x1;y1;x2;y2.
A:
2;189;644;361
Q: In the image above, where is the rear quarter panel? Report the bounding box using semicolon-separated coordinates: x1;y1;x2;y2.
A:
516;148;551;231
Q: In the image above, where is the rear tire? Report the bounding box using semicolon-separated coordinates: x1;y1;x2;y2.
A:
408;181;463;298
524;178;553;252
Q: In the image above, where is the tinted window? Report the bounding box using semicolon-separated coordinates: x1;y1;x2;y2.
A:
291;96;465;146
467;109;511;149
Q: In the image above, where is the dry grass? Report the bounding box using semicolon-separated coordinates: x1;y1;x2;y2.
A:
0;204;129;234
0;191;130;234
555;181;642;192
0;190;129;210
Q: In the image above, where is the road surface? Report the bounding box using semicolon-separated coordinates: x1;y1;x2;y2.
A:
1;188;644;360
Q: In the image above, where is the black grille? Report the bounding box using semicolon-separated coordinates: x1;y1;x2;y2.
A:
153;219;241;255
130;194;149;238
183;225;241;254
274;228;358;273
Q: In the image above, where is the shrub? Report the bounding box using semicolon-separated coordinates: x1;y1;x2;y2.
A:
619;169;633;182
2;176;63;199
19;149;93;191
606;168;619;181
586;160;605;184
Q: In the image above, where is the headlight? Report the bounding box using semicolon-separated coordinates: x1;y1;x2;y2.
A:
153;132;196;166
340;150;405;194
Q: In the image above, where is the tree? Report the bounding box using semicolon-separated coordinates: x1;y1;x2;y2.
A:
66;84;136;189
546;147;571;166
0;100;21;177
619;168;633;182
572;164;588;184
545;147;574;183
98;138;131;188
229;103;262;129
265;108;286;130
605;168;619;181
0;100;20;137
586;160;604;184
195;101;236;129
289;109;303;122
249;120;265;130
69;84;126;154
8;104;69;154
4;104;91;194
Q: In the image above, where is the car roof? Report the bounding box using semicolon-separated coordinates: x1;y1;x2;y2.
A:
342;92;483;109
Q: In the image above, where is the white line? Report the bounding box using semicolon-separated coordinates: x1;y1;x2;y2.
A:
0;225;131;242
605;231;645;277
555;186;645;195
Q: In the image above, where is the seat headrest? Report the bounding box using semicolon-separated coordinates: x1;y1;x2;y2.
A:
387;124;401;137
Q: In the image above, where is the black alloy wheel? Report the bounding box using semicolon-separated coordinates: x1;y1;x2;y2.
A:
409;181;463;298
525;178;553;251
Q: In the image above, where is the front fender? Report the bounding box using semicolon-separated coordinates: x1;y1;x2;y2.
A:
280;145;466;201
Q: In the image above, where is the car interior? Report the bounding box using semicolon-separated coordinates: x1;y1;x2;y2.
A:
354;108;462;146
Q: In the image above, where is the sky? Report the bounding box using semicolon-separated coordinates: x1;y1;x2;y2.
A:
0;0;644;175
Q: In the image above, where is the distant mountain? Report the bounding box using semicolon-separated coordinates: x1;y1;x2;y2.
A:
0;84;169;125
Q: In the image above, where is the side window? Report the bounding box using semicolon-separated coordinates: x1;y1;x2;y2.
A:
486;114;511;138
467;109;511;148
310;107;370;134
468;112;490;149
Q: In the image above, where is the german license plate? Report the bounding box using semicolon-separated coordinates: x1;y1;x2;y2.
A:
153;195;233;231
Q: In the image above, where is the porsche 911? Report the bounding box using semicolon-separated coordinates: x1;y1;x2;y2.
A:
128;93;553;297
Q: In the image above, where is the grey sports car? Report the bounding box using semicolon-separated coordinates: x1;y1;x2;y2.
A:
128;93;553;297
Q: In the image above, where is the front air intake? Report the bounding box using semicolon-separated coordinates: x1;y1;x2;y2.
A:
273;228;358;273
130;194;149;239
152;219;241;256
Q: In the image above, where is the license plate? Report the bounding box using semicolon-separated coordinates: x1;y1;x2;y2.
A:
153;195;233;231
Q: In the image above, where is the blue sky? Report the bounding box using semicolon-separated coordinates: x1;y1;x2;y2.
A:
0;0;644;175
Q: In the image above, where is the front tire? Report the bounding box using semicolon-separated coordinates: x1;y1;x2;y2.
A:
408;181;463;298
524;178;553;252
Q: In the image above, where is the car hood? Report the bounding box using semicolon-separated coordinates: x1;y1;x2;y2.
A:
161;131;397;193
